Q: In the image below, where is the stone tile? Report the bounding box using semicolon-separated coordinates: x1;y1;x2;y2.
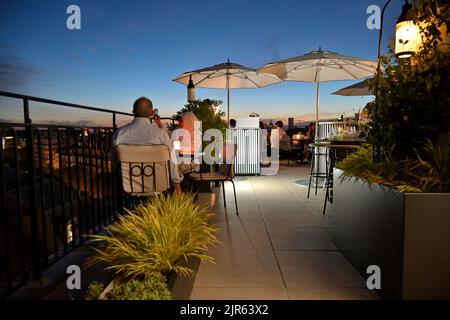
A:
276;251;366;288
210;226;272;251
258;201;307;214
212;213;265;227
287;288;379;300
218;191;258;203
191;165;372;300
214;201;260;215
190;287;289;300
263;213;322;227
194;251;284;288
268;227;338;251
311;214;333;228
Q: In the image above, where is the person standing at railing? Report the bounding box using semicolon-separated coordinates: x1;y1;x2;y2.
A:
112;97;183;194
270;120;286;147
260;121;270;167
306;122;316;141
304;122;316;162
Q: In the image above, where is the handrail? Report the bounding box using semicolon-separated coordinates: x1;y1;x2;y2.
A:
0;91;133;116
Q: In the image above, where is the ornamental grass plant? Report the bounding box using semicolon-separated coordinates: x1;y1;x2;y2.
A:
337;141;450;193
86;192;217;280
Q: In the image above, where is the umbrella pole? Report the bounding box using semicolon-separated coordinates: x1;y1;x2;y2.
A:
226;73;230;128
315;80;320;141
314;79;321;196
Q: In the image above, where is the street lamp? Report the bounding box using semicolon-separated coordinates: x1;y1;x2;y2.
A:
376;0;419;74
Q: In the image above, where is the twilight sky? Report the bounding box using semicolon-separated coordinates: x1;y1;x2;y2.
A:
0;0;405;126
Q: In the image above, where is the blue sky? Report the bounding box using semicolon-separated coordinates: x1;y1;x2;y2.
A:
0;0;405;125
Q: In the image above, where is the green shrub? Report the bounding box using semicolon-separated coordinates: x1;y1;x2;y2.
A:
172;99;227;135
108;274;171;300
84;281;104;300
86;193;217;280
339;0;450;192
337;141;450;193
84;274;172;300
368;0;450;161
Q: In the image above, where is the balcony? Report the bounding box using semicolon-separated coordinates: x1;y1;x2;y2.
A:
0;91;377;300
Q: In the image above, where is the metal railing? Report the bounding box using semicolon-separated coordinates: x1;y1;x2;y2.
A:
0;91;173;298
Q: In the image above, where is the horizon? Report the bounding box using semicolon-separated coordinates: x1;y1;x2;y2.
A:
0;0;404;125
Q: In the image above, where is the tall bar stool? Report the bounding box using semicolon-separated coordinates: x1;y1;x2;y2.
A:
323;144;360;214
307;141;330;198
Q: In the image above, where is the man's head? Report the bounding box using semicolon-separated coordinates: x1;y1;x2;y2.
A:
133;97;153;118
230;119;236;128
275;120;283;128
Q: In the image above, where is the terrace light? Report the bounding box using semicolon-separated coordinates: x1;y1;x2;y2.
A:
395;0;420;59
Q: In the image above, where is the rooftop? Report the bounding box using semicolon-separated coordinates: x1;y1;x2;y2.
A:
192;165;378;300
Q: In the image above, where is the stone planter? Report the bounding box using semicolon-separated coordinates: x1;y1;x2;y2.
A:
166;257;200;300
332;169;450;299
97;257;200;300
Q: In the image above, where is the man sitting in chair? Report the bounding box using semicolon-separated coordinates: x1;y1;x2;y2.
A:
112;97;183;194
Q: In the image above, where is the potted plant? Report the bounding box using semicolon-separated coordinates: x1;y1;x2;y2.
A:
172;99;228;191
332;0;450;299
85;193;218;299
84;273;172;300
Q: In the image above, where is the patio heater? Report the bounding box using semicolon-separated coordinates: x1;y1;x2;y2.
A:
232;117;261;176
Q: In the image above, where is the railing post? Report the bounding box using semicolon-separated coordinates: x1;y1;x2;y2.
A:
113;112;117;131
23;98;41;281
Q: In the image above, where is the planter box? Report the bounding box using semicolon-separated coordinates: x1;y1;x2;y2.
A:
332;169;450;299
167;257;200;300
97;257;201;300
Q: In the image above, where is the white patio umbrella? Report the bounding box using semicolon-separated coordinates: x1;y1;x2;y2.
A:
173;60;281;126
259;50;378;139
332;78;374;96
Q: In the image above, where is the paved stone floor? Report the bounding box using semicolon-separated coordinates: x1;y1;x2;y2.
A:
191;164;379;300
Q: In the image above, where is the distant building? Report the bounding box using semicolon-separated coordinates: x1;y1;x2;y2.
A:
288;117;294;129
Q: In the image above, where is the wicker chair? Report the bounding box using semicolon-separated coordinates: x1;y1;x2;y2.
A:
116;144;171;197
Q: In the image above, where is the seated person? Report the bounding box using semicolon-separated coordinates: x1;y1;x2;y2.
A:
175;112;201;174
150;110;164;129
112;97;183;194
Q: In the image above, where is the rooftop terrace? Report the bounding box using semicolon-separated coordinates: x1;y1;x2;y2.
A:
192;165;378;300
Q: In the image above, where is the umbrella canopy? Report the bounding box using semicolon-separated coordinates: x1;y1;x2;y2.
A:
332;78;374;96
259;50;378;139
174;60;281;126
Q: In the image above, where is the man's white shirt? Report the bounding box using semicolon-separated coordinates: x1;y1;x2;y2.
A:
112;117;183;183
